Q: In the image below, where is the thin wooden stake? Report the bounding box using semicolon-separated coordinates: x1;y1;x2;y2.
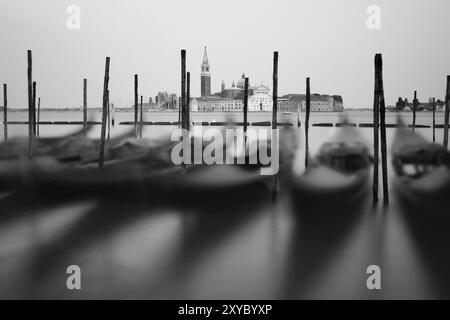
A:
180;49;187;173
272;51;278;129
178;97;181;124
32;81;36;137
373;55;380;204
377;54;389;205
99;57;110;168
140;95;143;138
3;84;7;140
444;76;450;149
412;90;417;133
243;77;249;141
107;91;111;141
83;78;87;135
134;74;138;138
181;50;187;131
432;97;436;143
271;51;279;201
37;97;40;137
305;77;311;167
186;71;190;129
27;50;33;157
111;103;115;126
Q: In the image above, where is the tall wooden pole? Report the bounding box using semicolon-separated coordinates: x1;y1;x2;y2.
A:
27;50;33;157
37;97;41;137
140;95;143;138
178;97;181;123
134;74;138;138
305;77;311;167
432;97;436;143
186;71;190;130
272;51;278;129
99;57;110;168
412;90;417;133
444;76;450;149
107;91;111;141
3;84;7;140
272;51;279;201
180;49;187;173
83;78;87;135
243;77;249;140
377;54;389;205
32;81;36;137
372;55;380;204
181;50;187;131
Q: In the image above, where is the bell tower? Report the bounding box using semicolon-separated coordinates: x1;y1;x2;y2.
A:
201;47;211;97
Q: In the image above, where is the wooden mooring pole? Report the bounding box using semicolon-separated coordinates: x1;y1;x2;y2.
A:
27;50;33;157
377;54;389;205
83;78;87;135
181;50;187;131
37;97;41;137
432;97;436;143
186;72;190;130
272;51;278;130
3;84;7;140
444;76;450;149
243;77;249;142
99;57;110;168
412;90;417;133
372;54;380;204
32;81;36;137
181;49;187;173
305;77;311;167
139;95;143;138
272;51;279;201
107;91;111;141
134;74;138;138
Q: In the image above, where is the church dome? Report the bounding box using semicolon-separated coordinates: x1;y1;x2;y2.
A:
236;73;247;89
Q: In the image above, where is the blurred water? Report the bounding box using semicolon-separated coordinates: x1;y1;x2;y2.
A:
0;110;449;299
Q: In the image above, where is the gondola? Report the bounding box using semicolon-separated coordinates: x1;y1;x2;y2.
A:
391;125;450;209
0;126;163;191
18;127;298;199
290;124;372;210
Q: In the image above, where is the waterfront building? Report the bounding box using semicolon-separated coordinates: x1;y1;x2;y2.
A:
248;83;272;111
194;47;343;112
193;96;243;112
281;94;344;112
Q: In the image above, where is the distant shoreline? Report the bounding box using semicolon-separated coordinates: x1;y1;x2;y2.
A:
0;107;443;113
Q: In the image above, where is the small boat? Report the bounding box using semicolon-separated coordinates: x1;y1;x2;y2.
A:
290;125;372;209
0;125;137;164
391;125;450;209
0;127;162;191
21;127;298;198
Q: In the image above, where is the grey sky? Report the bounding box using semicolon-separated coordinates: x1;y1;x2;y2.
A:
0;0;449;109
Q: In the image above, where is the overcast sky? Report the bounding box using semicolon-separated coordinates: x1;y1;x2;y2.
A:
0;0;449;109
